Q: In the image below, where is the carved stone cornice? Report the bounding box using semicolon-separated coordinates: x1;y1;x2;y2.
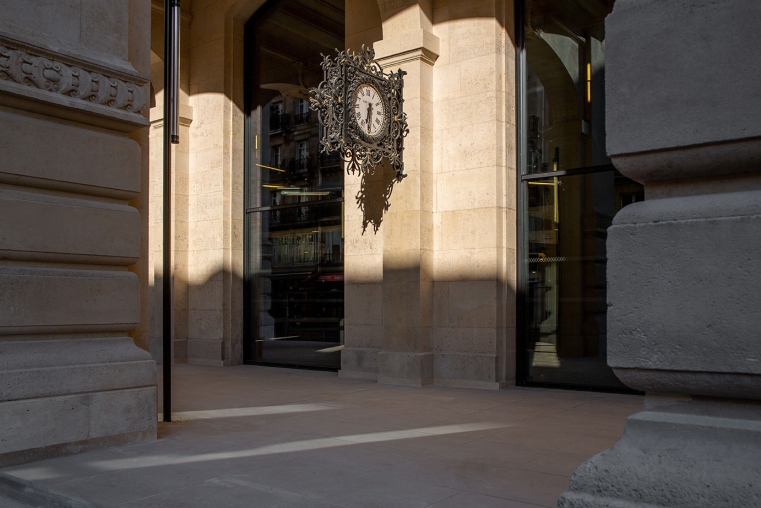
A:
0;40;146;115
374;29;440;68
376;47;439;68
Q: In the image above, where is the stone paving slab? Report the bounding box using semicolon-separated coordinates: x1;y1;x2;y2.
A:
2;365;643;507
0;471;107;508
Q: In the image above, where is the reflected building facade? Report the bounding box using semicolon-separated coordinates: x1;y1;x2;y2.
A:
244;0;347;369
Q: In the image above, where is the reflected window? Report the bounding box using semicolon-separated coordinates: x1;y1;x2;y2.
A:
296;99;310;124
271;145;282;168
298;141;309;167
270;101;285;132
518;0;644;389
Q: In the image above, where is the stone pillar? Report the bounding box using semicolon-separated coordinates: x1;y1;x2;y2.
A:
340;0;386;380
181;0;250;366
0;0;157;466
558;0;761;506
430;0;515;389
373;1;439;386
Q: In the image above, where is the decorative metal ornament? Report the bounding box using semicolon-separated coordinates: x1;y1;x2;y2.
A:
310;45;409;182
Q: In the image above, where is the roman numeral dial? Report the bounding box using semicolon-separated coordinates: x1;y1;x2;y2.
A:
352;84;385;137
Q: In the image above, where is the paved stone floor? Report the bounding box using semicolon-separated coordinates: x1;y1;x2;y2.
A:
3;364;643;507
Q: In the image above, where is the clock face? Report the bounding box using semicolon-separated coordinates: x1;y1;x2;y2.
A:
352;83;386;137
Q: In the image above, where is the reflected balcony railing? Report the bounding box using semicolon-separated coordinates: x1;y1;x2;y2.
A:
269;201;342;226
266;160;289;182
269;113;290;133
272;249;344;267
319;152;343;168
294;111;310;125
291;156;312;176
319;251;343;264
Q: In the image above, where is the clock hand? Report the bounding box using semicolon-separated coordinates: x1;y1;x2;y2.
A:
365;102;373;129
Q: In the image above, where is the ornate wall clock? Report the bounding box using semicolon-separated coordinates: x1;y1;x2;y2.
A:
310;46;408;182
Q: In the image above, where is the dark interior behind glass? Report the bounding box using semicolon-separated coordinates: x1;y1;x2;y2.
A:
519;0;645;389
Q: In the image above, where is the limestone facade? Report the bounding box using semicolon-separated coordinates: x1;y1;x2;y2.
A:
1;1;760;499
0;0;156;466
147;0;517;388
149;0;252;367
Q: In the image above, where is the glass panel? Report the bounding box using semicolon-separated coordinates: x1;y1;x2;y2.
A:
525;0;612;174
247;0;345;210
246;0;345;369
523;170;643;388
249;201;344;369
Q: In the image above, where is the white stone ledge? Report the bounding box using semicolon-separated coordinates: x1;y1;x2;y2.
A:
374;29;440;67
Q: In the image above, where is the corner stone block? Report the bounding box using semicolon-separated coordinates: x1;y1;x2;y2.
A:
558;1;761;506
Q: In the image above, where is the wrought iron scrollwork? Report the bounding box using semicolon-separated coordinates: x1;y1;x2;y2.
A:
310;45;408;182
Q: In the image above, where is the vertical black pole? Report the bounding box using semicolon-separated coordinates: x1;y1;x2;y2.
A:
163;0;180;423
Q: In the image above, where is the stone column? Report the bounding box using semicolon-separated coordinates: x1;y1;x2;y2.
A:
558;0;761;506
0;0;157;466
430;0;515;389
373;1;439;386
182;0;250;366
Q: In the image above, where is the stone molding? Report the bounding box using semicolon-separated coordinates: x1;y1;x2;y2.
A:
376;47;439;68
0;39;146;116
557;398;761;507
149;104;194;127
374;29;440;68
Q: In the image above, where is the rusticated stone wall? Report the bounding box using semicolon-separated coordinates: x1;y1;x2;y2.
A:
0;0;156;466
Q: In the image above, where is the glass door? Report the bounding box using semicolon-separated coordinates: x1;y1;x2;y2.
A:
517;0;644;389
244;0;346;369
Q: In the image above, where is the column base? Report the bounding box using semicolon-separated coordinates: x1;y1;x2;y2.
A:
558;396;761;507
0;337;157;467
0;387;157;468
378;351;433;386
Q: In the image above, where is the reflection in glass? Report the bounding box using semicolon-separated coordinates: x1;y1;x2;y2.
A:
251;202;344;369
245;0;345;369
520;0;645;388
524;171;643;387
525;0;611;174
